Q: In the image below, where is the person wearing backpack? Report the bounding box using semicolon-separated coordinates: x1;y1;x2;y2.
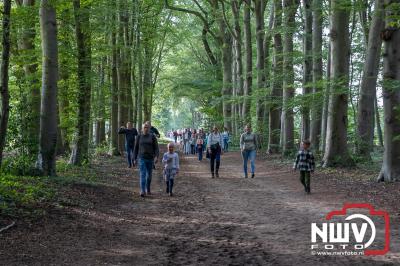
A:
207;126;224;178
240;124;259;178
133;123;159;197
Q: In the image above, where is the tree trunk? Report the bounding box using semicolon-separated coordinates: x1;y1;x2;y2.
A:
125;12;133;124
232;42;238;135
323;0;353;167
254;0;266;134
282;0;299;155
217;2;233;132
263;9;275;146
232;0;244;131
95;59;106;146
356;0;385;159
358;0;370;46
0;0;11;167
132;66;138;126
37;0;58;175
221;35;233;132
137;43;143;130
310;0;323;152
142;45;153;122
375;92;383;147
133;0;143;130
320;43;331;153
301;0;313;141
242;0;252;125
377;0;400;181
70;0;92;165
268;0;283;154
117;1;129;153
110;6;120;155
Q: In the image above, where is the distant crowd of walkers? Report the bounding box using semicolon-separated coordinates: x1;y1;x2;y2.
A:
119;121;316;198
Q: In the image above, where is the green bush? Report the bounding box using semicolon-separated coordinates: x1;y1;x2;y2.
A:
1;154;38;176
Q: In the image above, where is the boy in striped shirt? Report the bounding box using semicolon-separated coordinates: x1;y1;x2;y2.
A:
293;140;315;194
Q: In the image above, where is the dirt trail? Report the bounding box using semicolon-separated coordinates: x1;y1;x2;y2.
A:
1;150;399;265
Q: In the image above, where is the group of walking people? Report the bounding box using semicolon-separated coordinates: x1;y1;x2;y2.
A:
119;121;178;197
177;124;315;194
176;124;258;179
120;121;316;198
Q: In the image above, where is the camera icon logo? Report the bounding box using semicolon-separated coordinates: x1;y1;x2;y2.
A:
311;203;390;256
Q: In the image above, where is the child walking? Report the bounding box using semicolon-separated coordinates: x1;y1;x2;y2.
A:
162;142;180;196
293;140;315;194
196;137;204;162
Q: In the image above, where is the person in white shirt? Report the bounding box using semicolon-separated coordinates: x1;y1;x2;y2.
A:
162;142;180;196
183;129;190;155
207;126;224;178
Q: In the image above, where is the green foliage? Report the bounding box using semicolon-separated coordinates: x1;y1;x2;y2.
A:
1;154;38;176
0;174;54;217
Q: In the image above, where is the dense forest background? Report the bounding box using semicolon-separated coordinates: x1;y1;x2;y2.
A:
0;0;399;181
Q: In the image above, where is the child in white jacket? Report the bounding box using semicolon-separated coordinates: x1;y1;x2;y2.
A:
162;142;180;196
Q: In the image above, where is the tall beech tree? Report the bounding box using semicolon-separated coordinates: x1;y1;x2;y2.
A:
323;0;353;167
0;0;11;167
231;0;244;133
70;0;92;165
254;0;266;134
301;0;313;141
377;0;400;181
37;0;58;175
268;0;283;154
356;0;385;160
109;0;119;155
242;0;252;124
282;0;299;155
310;0;323;151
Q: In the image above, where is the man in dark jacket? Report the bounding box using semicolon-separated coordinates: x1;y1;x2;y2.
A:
118;122;138;168
134;123;159;197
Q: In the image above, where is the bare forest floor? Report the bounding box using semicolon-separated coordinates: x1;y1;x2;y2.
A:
1;147;400;265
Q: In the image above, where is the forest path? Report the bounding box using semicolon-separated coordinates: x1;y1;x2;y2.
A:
1;149;399;265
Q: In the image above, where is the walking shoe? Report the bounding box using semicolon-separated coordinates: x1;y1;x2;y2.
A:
244;175;248;178
169;192;173;197
211;173;215;178
251;173;255;178
140;193;145;198
216;172;219;178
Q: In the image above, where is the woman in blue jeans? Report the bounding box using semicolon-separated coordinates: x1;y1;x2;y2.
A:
133;123;159;197
240;125;259;178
